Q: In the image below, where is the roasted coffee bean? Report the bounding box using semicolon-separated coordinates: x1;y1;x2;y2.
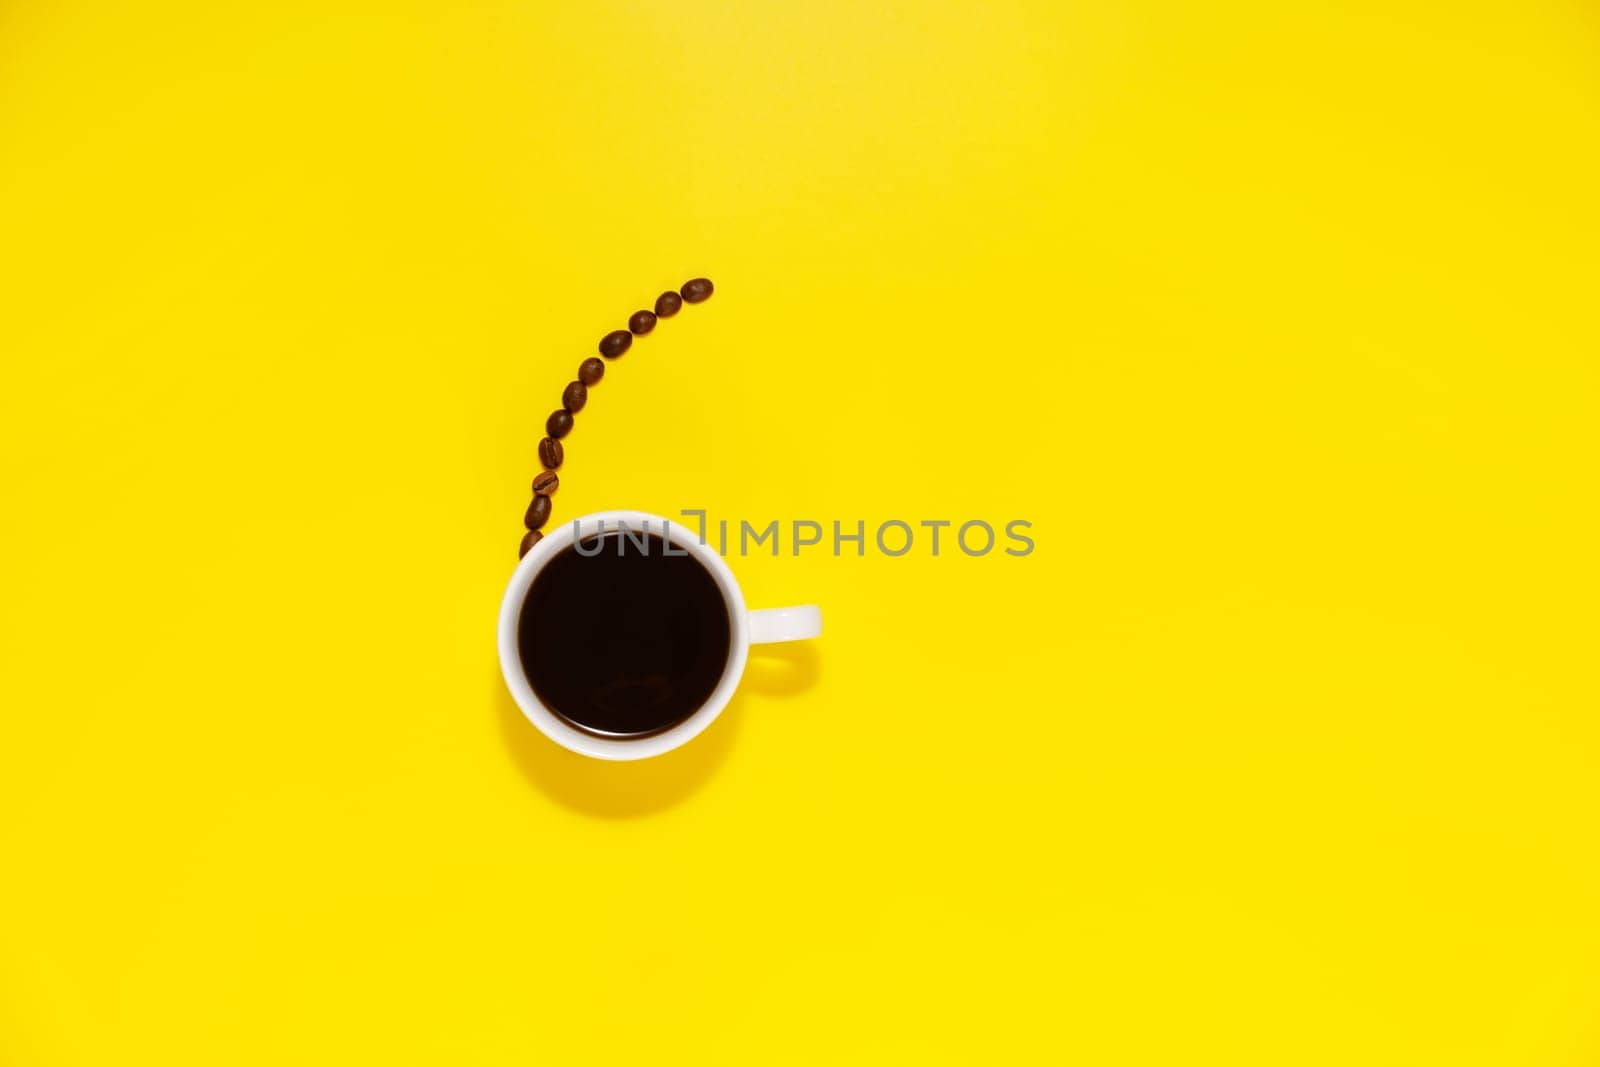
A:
654;290;682;317
523;283;718;552
525;494;552;530
538;437;564;469
562;380;587;413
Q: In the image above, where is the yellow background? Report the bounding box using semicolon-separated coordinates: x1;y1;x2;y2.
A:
2;1;1597;1063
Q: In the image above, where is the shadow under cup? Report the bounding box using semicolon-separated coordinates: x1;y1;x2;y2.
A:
514;527;735;741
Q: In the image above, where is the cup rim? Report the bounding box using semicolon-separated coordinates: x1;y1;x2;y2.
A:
496;509;750;761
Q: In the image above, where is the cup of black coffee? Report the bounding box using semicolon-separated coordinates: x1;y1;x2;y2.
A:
498;510;822;760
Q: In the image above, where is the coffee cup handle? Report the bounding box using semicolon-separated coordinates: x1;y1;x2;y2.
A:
748;605;822;644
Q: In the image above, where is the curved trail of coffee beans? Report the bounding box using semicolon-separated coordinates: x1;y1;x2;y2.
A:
519;276;715;558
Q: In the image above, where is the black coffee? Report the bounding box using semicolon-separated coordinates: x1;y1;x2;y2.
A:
516;530;732;738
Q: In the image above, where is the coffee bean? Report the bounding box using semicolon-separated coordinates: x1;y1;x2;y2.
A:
524;494;552;530
523;284;721;556
538;437;564;470
562;380;587;414
654;290;682;317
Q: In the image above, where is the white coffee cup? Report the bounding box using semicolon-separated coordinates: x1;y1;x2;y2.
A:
497;509;822;760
